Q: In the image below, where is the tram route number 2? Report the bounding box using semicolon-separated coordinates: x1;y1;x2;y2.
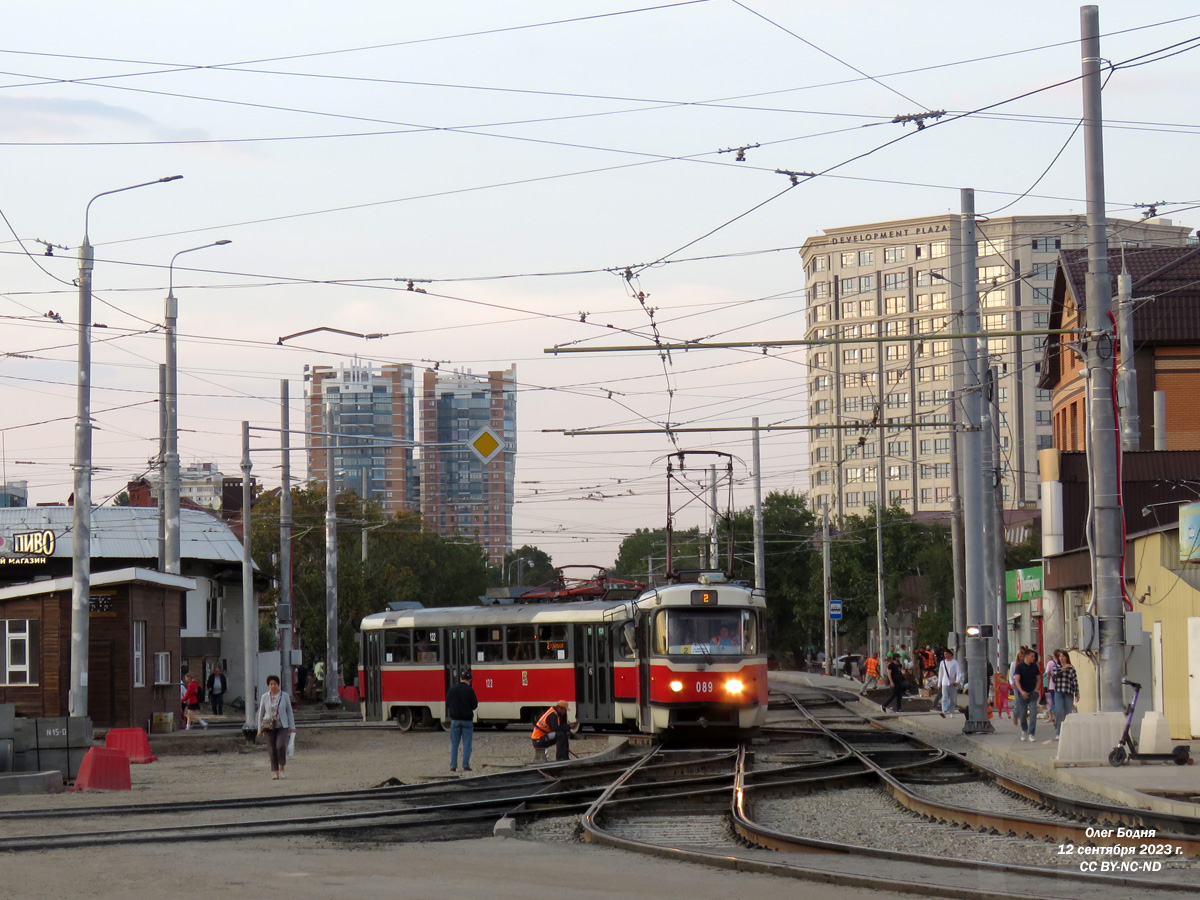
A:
695;681;714;693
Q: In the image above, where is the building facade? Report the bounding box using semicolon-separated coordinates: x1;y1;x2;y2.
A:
800;214;1192;519
0;481;27;508
419;366;516;566
0;507;253;727
305;360;418;516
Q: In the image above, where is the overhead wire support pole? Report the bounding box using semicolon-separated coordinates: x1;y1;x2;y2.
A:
279;380;293;691
70;174;181;719
752;417;765;592
324;400;340;709
1081;5;1124;713
240;421;257;737
960;187;992;735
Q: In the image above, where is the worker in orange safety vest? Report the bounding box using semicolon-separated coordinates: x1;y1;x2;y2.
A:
859;654;881;695
530;700;574;762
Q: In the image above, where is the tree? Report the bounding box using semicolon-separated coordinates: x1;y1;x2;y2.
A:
504;545;555;589
611;526;705;582
250;488;491;678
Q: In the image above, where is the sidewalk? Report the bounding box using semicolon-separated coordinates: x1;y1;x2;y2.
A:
772;670;1200;819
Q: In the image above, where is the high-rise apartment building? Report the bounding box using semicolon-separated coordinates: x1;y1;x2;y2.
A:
419;366;516;566
800;214;1191;520
305;361;417;516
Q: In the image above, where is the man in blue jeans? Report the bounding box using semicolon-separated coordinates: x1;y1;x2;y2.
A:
445;671;478;773
1012;649;1041;741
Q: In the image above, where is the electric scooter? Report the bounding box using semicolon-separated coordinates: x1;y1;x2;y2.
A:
1108;680;1191;767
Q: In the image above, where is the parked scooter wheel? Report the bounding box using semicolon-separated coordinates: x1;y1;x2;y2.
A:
1109;745;1129;767
1173;745;1191;766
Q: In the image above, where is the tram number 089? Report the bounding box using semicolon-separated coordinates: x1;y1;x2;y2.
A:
695;681;714;693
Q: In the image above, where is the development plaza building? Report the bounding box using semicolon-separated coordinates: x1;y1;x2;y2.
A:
800;213;1192;521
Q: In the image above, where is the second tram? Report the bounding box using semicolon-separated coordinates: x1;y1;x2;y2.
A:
358;573;767;735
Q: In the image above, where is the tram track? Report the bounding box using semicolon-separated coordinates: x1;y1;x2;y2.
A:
570;688;1200;900
0;749;745;851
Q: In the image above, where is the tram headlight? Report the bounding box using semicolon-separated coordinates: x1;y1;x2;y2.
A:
725;678;744;694
669;680;685;692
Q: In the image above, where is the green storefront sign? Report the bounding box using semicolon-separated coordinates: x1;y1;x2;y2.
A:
1005;565;1043;609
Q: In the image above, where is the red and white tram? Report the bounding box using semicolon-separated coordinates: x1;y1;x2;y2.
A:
358;573;768;735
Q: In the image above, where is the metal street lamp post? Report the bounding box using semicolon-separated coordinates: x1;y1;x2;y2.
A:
163;240;231;575
70;175;181;719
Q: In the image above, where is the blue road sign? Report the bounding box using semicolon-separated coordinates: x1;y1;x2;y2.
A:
829;599;843;620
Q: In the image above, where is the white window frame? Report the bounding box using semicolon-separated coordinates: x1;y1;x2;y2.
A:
133;621;146;688
154;651;173;685
1;619;38;686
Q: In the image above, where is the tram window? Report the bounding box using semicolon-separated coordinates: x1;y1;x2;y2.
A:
383;628;412;664
414;628;440;663
619;621;636;659
475;626;504;663
658;610;752;655
537;624;569;661
741;611;759;654
506;625;537;661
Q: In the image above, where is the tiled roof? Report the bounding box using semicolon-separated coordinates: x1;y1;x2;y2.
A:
1041;244;1200;387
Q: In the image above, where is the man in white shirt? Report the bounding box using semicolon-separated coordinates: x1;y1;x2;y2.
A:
938;649;962;718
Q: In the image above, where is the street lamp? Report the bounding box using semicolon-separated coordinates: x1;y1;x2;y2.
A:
163;240;231;575
508;557;533;588
70;175;182;718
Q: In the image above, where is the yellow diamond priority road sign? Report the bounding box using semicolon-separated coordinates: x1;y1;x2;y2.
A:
468;425;504;464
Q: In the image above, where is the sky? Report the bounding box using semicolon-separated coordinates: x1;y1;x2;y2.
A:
0;1;1196;572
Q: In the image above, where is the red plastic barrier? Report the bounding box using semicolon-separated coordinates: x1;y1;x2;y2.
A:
338;685;360;704
105;728;158;764
73;747;132;791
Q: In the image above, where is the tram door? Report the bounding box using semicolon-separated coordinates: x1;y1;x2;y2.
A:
573;624;614;724
444;628;471;692
636;613;652;731
361;631;383;720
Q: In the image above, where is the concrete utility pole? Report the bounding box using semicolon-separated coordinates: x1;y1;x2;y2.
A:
709;465;718;570
70;174;180;719
981;369;997;652
752;417;765;592
1116;263;1139;451
875;398;886;662
950;395;966;643
960;188;992;733
157;364;167;573
822;511;832;675
241;421;257;735
324;401;340;707
1081;5;1125;712
988;368;1010;672
164;240;231;577
278;381;293;690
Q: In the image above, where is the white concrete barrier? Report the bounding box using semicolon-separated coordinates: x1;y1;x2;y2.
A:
1055;712;1126;765
1137;711;1174;755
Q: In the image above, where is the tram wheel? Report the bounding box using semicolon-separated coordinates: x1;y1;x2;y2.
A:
491;722;508;730
394;707;414;732
440;718;451;732
1108;745;1129;767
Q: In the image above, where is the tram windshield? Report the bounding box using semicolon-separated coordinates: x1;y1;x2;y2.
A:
654;609;759;656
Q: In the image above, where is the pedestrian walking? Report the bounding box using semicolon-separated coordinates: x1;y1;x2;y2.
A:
206;666;228;716
936;649;961;718
880;654;906;713
1012;649;1041;741
256;674;295;779
1048;650;1079;742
